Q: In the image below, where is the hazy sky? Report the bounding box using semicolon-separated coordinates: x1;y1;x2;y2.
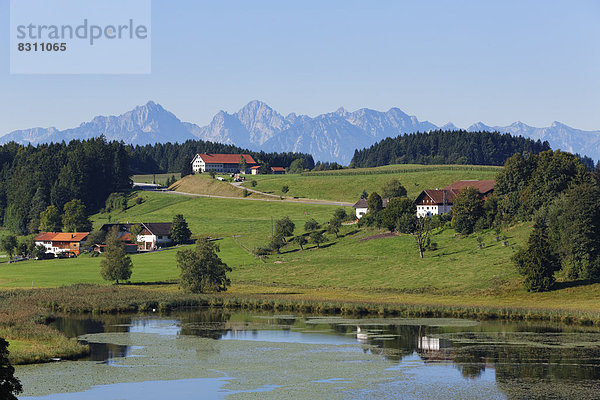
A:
1;0;599;133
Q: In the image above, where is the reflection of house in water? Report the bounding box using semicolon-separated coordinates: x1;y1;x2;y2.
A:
417;335;454;362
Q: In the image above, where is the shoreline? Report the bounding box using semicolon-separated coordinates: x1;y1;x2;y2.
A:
3;283;600;365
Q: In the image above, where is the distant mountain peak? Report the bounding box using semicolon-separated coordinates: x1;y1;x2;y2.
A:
1;100;599;163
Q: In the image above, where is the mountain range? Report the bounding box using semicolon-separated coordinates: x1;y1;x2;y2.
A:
2;100;599;164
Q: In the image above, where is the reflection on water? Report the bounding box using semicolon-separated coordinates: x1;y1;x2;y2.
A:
40;310;600;399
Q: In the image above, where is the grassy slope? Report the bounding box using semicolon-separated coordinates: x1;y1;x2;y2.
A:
2;189;600;316
242;164;500;202
168;174;269;199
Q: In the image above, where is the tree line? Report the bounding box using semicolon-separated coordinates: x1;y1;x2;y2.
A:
0;138;130;235
350;130;551;168
494;150;600;291
127;140;315;176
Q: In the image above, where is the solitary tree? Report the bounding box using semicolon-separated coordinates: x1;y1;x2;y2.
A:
293;235;308;250
0;235;18;263
360;190;369;199
209;169;216;179
381;178;407;199
0;338;22;400
333;208;348;221
39;205;62;232
514;222;561;292
412;217;431;259
62;199;92;232
304;218;321;232
310;231;327;248
251;180;258;187
281;185;289;195
170;214;192;244
327;217;342;238
269;233;286;253
275;216;295;239
177;239;231;293
100;227;133;284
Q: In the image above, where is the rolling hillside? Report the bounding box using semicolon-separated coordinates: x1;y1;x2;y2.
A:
241;164;501;202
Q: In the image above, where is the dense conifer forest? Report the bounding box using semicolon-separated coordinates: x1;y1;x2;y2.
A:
350;130;552;168
0;138;130;235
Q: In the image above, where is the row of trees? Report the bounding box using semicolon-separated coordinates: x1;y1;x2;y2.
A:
38;199;92;232
256;208;351;255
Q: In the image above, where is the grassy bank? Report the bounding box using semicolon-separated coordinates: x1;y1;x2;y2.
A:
241;164;500;202
168;174;272;199
3;282;600;365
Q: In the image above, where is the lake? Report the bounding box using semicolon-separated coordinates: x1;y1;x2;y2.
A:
15;309;600;399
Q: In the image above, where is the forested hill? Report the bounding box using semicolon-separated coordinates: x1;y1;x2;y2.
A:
0;138;130;235
127;139;314;175
350;130;552;168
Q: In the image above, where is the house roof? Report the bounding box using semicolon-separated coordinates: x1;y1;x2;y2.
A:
416;190;457;205
142;223;172;236
34;232;89;242
250;165;261;169
443;180;495;194
193;153;256;165
270;166;286;172
100;222;172;237
34;232;57;241
353;198;368;208
352;198;390;209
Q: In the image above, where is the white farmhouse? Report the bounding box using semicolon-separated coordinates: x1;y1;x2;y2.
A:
352;198;390;219
415;180;495;218
191;153;257;174
100;222;173;252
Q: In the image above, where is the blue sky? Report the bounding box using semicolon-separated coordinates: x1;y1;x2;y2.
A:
1;0;599;133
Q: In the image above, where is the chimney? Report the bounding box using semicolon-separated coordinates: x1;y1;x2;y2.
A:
71;234;74;239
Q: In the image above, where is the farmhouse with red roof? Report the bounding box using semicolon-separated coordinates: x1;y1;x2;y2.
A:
34;232;90;256
191;153;257;174
415;180;495;218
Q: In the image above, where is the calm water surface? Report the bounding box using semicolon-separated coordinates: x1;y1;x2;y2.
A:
15;309;600;399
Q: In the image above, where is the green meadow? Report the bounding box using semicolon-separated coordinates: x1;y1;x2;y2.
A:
5;179;600;365
241;164;500;202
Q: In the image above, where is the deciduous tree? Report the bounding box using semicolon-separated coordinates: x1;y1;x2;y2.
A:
39;205;62;232
304;218;320;232
451;187;484;235
381;178;407;198
177;239;231;293
275;216;295;239
62;199;92;232
100;227;133;284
